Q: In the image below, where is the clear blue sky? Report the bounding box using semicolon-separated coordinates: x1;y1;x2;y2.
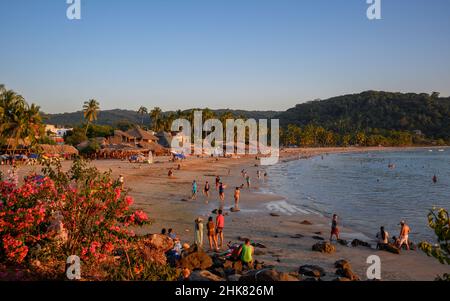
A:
1;0;449;113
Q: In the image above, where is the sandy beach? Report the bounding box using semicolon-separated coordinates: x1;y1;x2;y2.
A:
2;146;449;281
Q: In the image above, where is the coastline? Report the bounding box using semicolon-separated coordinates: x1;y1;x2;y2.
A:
2;146;449;280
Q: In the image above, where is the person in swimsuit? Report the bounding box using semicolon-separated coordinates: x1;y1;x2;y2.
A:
203;181;210;198
245;174;251;188
206;216;218;252
216;209;225;249
397;220;411;250
330;214;340;241
234;187;241;210
215;176;221;190
218;182;226;201
191;180;198;200
376;226;389;249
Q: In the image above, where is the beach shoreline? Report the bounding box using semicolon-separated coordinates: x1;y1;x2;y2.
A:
2;146;449;280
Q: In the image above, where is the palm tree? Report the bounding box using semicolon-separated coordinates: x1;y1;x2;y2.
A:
83;99;100;135
137;106;148;126
149;107;162;132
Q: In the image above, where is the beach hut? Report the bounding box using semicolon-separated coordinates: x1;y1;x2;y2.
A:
39;144;79;158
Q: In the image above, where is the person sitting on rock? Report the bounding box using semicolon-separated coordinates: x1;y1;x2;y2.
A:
376;226;389;249
237;238;254;267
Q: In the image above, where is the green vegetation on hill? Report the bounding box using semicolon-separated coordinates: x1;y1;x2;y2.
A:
276;91;450;141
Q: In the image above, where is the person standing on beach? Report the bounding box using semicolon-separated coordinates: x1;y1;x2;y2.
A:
191;180;198;200
257;170;261;180
215;176;221;190
330;214;340;241
203;181;210;198
218;182;226;201
397;220;411;250
234;187;241;210
245;174;251;188
216;209;225;249
118;174;124;189
194;217;204;248
207;217;218;252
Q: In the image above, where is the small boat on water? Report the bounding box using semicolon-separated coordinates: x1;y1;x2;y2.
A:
429;150;433;152
438;149;445;152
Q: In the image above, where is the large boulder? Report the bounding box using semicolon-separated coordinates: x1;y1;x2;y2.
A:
335;260;359;281
351;239;371;248
336;267;360;281
378;243;400;254
138;234;175;265
179;251;213;271
279;272;300;281
239;269;281;282
143;234;174;252
312;241;336;254
299;265;326;277
334;259;351;270
189;270;225;281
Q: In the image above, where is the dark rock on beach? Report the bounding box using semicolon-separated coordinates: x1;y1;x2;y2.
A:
312;241;336;254
270;213;280;217
351;239;371;248
378;243;400;254
299;265;326;277
334;259;359;281
178;250;213;271
188;270;225;281
337;239;349;246
300;220;313;225
290;234;304;239
239;269;282;282
312;235;325;240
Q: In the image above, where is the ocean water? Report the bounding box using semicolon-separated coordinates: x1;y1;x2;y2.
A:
265;148;450;243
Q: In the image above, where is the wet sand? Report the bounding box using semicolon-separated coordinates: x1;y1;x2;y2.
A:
2;146;449;280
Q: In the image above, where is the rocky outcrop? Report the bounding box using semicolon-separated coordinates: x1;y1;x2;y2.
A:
189;270;225;281
178;250;213;271
335;259;359;281
239;269;282;282
138;234;174;265
378;243;400;254
299;265;326;277
351;239;371;248
312;241;336;253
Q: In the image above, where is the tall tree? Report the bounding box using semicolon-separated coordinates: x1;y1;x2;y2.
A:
137;106;148;126
149;107;162;132
83;99;100;135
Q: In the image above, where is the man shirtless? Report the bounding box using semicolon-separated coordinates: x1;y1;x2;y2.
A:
397;220;411;250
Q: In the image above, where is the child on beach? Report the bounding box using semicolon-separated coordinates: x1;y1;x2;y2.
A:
216;209;225;249
330;214;340;241
234;187;241;210
168;168;174;178
191;180;198;200
207;217;218;252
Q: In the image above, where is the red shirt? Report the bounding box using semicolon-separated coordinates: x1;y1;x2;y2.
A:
216;214;225;228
